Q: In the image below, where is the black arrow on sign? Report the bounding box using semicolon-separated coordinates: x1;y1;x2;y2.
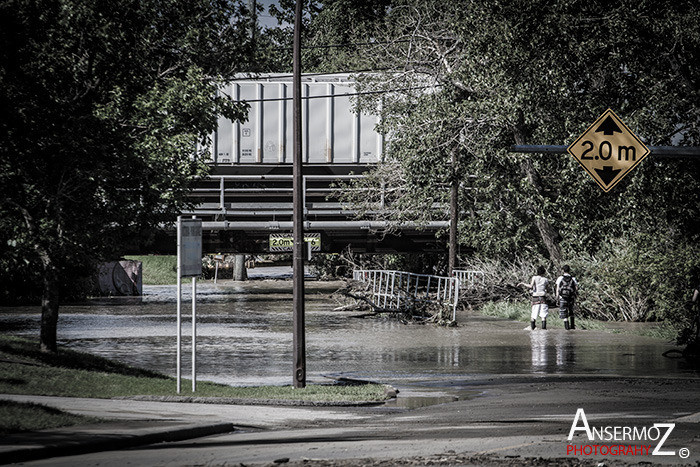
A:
595;116;623;136
594;166;621;186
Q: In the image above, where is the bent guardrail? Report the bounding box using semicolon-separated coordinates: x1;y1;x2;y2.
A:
452;269;485;288
352;269;460;321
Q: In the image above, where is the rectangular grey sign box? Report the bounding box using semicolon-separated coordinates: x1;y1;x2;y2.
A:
179;219;202;277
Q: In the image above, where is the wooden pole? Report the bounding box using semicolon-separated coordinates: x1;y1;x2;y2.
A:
292;0;306;388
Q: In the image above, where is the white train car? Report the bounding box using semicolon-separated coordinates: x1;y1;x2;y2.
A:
208;73;383;165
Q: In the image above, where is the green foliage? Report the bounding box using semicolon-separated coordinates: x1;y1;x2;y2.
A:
124;255;178;285
0;400;98;435
466;249;698;343
0;336;389;402
0;0;252;258
574;234;700;327
379;253;444;276
308;253;351;279
0;335;167;379
317;0;700;259
344;251;446;276
265;0;390;73
292;0;700;332
480;301;531;322
0;1;253;344
478;301;605;331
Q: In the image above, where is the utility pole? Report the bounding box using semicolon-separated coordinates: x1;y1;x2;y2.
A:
292;0;306;388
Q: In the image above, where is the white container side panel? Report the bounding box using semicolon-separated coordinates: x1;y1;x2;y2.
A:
285;86;294;163
262;86;280;163
211;84;235;164
238;83;257;163
332;85;354;163
306;84;327;163
277;83;287;162
360;113;380;163
215;113;233;164
210;76;382;165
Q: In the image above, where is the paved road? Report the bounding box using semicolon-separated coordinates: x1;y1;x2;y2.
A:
6;374;699;466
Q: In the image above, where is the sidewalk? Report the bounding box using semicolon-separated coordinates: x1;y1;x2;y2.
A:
6;377;699;467
0;394;373;465
1;419;234;465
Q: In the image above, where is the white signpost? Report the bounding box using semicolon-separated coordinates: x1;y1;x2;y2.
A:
176;216;202;393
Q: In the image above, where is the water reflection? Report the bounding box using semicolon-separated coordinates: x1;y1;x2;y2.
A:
555;330;576;368
0;283;693;387
530;330;547;370
529;330;575;372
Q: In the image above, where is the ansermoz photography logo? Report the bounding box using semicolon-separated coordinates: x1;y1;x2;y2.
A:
567;408;690;459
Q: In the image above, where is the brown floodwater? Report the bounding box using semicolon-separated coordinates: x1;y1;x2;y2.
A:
1;279;696;392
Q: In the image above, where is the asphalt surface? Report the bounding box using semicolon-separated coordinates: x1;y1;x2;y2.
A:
2;373;699;466
0;394;373;464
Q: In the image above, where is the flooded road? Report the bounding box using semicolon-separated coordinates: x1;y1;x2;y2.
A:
1;279;695;390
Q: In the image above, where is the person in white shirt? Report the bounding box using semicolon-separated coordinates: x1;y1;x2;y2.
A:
555;265;578;330
518;265;550;330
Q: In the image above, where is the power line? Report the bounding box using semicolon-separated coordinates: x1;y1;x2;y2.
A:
269;38;414;52
220;84;441;103
303;39;413;50
226;69;393;81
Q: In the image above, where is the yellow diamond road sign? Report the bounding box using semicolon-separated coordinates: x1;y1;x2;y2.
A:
567;109;650;192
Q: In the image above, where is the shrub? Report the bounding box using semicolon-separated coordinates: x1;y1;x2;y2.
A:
574;233;699;327
309;253;351;279
459;234;700;342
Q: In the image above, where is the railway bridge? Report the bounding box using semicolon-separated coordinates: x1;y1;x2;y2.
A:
181;73;448;255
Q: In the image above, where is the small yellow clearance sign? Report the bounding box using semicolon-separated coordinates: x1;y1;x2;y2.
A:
269;233;321;252
567;109;650;192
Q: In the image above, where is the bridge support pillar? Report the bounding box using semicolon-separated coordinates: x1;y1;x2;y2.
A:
233;254;247;281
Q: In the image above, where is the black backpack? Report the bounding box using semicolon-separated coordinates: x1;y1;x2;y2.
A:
559;275;576;299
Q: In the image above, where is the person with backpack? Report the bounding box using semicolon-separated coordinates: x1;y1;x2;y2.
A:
518;265;550;330
556;265;578;330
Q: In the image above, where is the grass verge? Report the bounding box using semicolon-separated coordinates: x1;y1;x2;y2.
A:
0;335;388;402
479;300;610;331
478;300;678;340
124;255;177;285
627;322;677;342
0;335;389;433
0;400;100;435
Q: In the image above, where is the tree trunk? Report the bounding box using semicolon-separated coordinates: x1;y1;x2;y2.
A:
20;205;61;354
40;263;60;353
512;109;563;266
449;146;458;275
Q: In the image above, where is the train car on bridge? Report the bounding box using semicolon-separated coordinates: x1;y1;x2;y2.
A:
183;73;447;255
208;73;382;166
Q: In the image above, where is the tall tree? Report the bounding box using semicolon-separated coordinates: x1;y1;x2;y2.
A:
265;0;390;73
0;0;252;352
331;0;700;266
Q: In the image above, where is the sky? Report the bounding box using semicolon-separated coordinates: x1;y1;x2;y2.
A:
256;0;282;29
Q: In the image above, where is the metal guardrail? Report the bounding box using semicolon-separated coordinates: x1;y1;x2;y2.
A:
352;269;460;321
452;269;485;288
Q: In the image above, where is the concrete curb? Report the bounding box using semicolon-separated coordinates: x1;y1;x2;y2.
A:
118;395;388;407
0;422;234;465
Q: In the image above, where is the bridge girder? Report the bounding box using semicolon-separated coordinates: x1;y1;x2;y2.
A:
179;164;448;255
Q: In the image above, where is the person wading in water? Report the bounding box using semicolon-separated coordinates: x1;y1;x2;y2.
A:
518;266;550;330
556;265;578;330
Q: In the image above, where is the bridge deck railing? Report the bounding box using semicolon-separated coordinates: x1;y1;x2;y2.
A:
352;269;460;321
